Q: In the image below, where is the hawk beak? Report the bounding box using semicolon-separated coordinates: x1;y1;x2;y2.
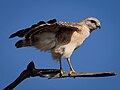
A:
98;25;101;29
97;23;101;29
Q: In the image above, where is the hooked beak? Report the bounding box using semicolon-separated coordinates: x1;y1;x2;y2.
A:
97;23;101;29
97;25;101;29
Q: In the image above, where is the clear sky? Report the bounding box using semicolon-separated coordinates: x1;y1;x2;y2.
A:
1;0;120;90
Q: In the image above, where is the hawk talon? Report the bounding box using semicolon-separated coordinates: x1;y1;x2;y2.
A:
59;70;64;77
68;70;76;76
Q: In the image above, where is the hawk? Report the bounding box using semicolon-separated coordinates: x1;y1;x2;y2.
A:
9;17;101;75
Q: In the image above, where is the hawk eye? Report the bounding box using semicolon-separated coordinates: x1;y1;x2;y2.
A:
90;20;96;24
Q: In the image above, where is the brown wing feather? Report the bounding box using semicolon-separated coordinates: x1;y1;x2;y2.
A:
26;22;81;39
15;39;31;48
25;19;57;38
57;22;81;30
9;21;46;38
9;19;81;48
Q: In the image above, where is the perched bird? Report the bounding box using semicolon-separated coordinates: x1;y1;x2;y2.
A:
9;17;101;76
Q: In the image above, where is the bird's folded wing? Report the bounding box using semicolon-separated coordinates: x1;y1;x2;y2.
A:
9;19;81;39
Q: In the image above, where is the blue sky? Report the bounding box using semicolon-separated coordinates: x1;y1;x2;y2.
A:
1;0;120;90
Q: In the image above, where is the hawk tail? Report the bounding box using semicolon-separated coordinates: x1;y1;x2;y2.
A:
15;39;31;48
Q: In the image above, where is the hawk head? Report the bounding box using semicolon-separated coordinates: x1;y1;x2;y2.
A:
83;17;101;31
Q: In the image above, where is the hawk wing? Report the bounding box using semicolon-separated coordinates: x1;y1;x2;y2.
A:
9;19;82;50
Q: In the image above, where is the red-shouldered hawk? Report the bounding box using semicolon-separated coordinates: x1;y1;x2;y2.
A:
9;17;101;76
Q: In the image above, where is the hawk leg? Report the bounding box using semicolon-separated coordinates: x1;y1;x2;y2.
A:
67;58;75;75
59;59;64;77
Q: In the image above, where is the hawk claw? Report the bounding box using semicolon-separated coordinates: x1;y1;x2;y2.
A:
59;70;64;77
68;70;76;76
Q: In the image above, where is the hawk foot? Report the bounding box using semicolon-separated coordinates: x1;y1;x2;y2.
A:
68;70;76;76
59;70;64;77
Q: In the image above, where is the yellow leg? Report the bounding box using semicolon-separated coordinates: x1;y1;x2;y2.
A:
67;58;75;74
59;59;64;76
